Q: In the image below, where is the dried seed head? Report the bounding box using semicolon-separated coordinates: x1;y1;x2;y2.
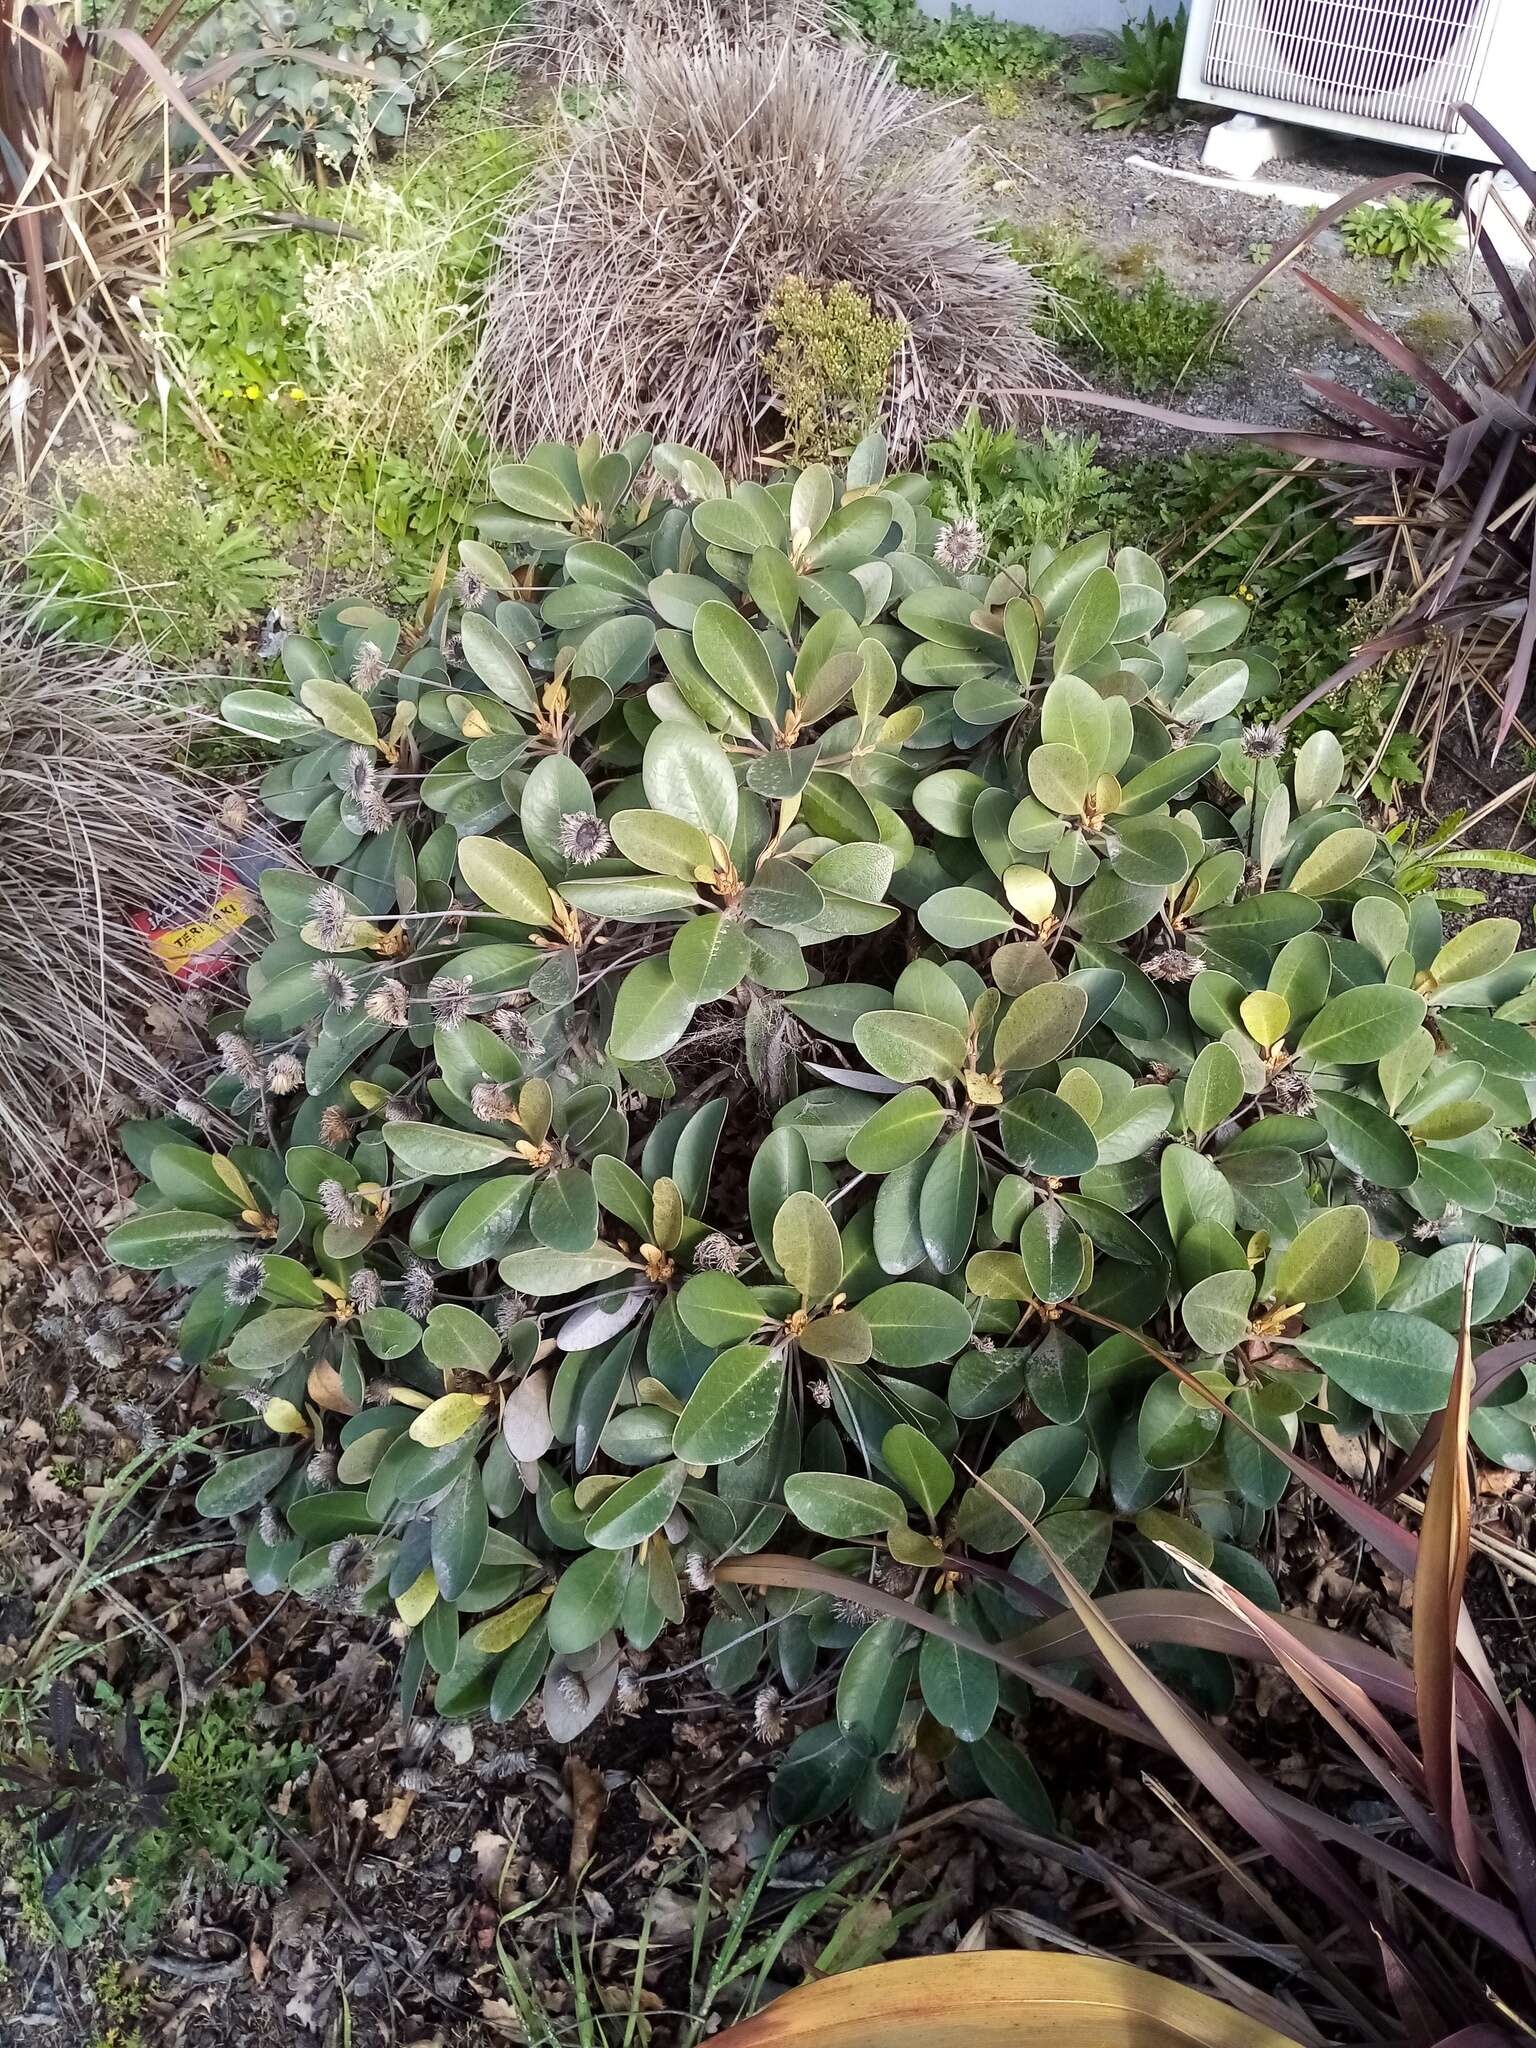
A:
382;1092;414;1124
402;1258;436;1320
934;515;984;575
349;1268;383;1312
314;961;359;1012
306;1450;338;1491
1241;722;1285;760
692;1232;746;1274
318;1179;365;1229
753;1685;785;1744
352;640;386;694
971;1334;994;1354
258;1504;286;1548
329;1536;371;1593
495;1293;530;1338
471;1080;515;1123
173;1095;213;1130
615;1668;644;1715
808;1378;833;1409
358;782;394;836
225;1252;267;1308
429;974;474;1029
456;567;488;610
557;1669;591;1711
216;1031;265;1089
398;1763;434;1793
312;882;354;951
685;1550;715;1592
874;1752;912;1796
491;1002;535;1050
1144;949;1201;984
266;1052;305;1096
557;810;611;866
1268;1069;1315;1115
365;977;411;1029
218;792;253;837
320;1104;354;1149
833;1595;872;1625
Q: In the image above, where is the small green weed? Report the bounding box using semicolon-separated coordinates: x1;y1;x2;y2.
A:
1002;222;1229;393
22;461;291;664
927;412;1111;555
1069;5;1188;130
4;1683;312;1953
762;276;905;462
838;0;1059;112
1340;193;1460;281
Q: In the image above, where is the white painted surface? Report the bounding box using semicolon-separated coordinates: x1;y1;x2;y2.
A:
914;0;1134;27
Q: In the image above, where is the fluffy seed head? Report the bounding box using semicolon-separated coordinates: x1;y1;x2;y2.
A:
456;567;488;610
306;1449;338;1490
808;1378;833;1408
1268;1069;1315;1115
365;977;411;1029
495;1293;530;1337
352;641;386;694
225;1251;267;1308
258;1504;286;1548
314;961;359;1012
430;974;474;1029
481;36;1054;471
558;811;611;866
471;1080;515;1123
753;1685;786;1743
319;1104;354;1149
349;1268;383;1312
319;1179;364;1228
312;882;354;951
557;1669;591;1710
692;1232;746;1274
615;1667;644;1715
934;516;984;575
217;1031;265;1089
1144;949;1201;984
686;1549;715;1592
266;1052;305;1096
402;1258;436;1320
1241;722;1286;760
491;1002;536;1050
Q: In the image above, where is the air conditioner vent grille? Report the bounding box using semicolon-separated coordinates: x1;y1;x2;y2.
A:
1198;0;1490;135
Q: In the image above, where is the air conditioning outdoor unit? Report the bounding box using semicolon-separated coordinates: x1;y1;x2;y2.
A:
1178;0;1535;163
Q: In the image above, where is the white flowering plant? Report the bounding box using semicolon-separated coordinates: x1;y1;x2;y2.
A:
109;431;1536;1824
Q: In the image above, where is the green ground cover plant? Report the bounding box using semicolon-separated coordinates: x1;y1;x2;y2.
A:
837;0;1059;114
1;1682;310;1951
1000;225;1229;396
106;432;1536;1831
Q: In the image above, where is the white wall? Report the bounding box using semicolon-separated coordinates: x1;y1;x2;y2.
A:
915;0;1134;27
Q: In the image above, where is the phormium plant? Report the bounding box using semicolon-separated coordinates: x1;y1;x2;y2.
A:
109;432;1536;1822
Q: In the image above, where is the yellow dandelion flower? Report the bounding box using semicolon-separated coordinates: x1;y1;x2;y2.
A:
245;384;262;400
288;386;308;402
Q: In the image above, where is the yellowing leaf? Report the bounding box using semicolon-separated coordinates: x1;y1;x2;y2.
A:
1240;990;1289;1051
466;1587;553;1655
408;1392;490;1446
262;1397;309;1436
395;1567;439;1626
210;1154;260;1212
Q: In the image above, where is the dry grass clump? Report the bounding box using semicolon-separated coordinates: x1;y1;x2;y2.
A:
480;35;1056;471
0;610;209;1229
518;0;830;89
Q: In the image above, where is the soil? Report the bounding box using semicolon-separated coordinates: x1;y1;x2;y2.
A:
956;83;1488;458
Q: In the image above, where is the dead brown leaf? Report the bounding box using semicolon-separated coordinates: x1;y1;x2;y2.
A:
372;1790;417;1842
564;1755;605;1883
